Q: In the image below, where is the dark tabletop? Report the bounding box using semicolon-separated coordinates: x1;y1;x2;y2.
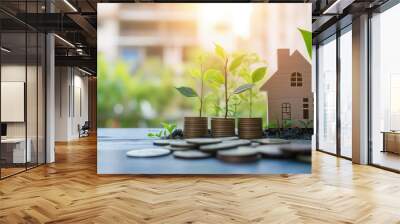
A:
97;128;311;174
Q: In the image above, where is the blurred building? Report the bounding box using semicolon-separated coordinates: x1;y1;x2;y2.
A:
98;4;198;72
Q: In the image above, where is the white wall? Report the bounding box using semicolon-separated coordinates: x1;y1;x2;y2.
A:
55;67;89;141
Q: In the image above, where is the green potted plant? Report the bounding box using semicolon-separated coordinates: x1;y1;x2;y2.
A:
176;54;209;138
234;63;268;139
207;44;245;137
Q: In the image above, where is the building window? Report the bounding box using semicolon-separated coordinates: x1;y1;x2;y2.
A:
281;103;291;121
303;98;309;119
290;72;303;87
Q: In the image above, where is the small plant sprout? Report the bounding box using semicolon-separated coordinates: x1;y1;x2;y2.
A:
234;65;268;118
176;54;210;117
208;43;246;119
147;122;177;139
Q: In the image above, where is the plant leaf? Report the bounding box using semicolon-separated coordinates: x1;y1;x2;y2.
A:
234;83;254;94
252;67;267;83
298;28;312;59
229;54;245;72
205;69;224;85
214;43;226;59
189;68;201;79
175;86;198;97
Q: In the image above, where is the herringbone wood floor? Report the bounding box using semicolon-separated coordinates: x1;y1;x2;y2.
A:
1;136;400;224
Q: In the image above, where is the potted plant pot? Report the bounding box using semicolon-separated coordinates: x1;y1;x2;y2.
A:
183;117;208;138
211;118;235;137
238;117;263;139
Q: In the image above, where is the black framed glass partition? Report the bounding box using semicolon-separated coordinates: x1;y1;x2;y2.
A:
317;35;337;155
0;1;46;179
370;1;400;172
316;24;353;159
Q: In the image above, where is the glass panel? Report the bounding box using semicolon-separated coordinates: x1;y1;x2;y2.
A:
1;30;27;177
38;32;45;165
371;4;400;171
318;36;337;154
27;30;38;169
340;28;352;158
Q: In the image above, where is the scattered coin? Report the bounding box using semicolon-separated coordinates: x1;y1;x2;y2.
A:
255;138;290;145
185;138;222;145
153;139;171;146
173;150;213;159
257;145;289;159
126;148;171;158
217;147;260;163
169;140;197;148
280;144;311;156
218;136;239;141
199;140;251;152
164;145;193;151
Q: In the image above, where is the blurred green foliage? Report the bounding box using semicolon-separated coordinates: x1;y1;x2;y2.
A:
98;48;268;128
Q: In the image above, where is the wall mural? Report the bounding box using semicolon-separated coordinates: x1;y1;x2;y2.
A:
97;3;312;174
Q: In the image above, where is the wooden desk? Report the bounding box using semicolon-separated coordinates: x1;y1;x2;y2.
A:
1;138;31;163
382;131;400;154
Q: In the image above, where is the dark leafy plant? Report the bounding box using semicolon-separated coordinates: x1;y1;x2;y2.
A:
283;119;293;129
297;119;313;129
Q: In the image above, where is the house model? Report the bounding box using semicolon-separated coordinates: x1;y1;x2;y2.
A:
261;49;312;127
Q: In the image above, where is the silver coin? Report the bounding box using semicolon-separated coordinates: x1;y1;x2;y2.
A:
126;148;171;158
173;150;213;159
170;140;197;148
185;138;222;145
153;139;171;146
255;138;290;145
217;147;260;163
164;145;193;151
218;136;240;141
217;147;259;157
199;140;251;152
257;145;288;159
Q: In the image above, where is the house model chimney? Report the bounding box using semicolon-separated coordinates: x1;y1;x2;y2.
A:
277;49;290;68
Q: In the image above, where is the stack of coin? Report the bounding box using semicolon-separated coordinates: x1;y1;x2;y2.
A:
211;118;235;137
183;117;208;138
238;118;263;139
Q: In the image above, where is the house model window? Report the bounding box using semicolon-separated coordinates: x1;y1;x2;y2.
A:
303;98;309;119
290;72;303;87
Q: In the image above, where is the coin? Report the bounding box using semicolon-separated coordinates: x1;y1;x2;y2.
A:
153;139;171;146
280;144;311;156
217;147;260;163
199;140;251;152
126;148;171;158
173;150;213;159
185;138;222;145
164;145;193;151
257;145;289;159
255;138;290;145
169;140;197;148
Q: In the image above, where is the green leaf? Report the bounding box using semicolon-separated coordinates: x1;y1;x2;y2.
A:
189;68;201;79
252;67;267;83
205;69;224;85
234;83;254;94
214;43;226;59
175;86;198;97
229;55;245;72
298;28;312;59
